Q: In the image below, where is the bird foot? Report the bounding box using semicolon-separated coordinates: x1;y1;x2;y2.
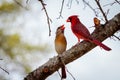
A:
58;54;62;60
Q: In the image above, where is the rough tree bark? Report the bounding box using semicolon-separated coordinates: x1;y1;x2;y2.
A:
24;13;120;80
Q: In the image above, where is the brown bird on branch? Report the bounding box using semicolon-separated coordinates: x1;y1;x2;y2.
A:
55;25;67;79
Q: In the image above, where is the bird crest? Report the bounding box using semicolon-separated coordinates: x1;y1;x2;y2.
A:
68;15;79;18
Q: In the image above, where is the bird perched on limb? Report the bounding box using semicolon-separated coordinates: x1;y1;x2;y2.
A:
66;15;111;51
55;25;67;79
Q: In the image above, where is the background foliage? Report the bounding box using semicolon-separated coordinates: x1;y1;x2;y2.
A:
0;0;51;79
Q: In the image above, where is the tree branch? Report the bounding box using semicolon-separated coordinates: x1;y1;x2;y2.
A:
67;0;79;9
57;0;65;19
82;0;98;16
0;59;9;74
115;0;120;4
24;13;120;80
103;0;120;7
95;0;108;22
67;0;73;9
13;0;28;10
38;0;52;36
113;34;120;40
0;66;9;75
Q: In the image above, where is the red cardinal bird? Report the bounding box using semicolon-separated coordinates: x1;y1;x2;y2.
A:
66;15;111;51
55;25;67;79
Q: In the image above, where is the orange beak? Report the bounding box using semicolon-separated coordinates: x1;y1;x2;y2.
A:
61;25;65;30
66;19;70;22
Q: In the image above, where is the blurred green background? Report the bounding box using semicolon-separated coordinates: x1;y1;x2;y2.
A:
0;0;120;80
0;0;52;80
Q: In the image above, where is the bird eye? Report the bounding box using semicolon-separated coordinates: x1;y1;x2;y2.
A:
69;17;72;21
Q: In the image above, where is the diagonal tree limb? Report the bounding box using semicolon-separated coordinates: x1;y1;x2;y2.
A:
24;13;120;80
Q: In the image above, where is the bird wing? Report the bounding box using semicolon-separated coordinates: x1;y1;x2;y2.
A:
72;22;92;40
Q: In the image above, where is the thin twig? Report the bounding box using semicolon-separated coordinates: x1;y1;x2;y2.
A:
67;0;79;9
110;36;116;41
113;34;120;40
66;68;76;80
103;1;118;7
13;0;28;10
39;0;52;36
67;0;73;9
75;0;79;4
0;66;9;75
82;0;98;16
106;9;110;16
95;0;108;22
57;70;62;79
26;0;29;4
57;0;65;19
115;0;120;4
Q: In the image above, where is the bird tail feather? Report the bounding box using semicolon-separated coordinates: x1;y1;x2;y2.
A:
61;66;66;79
92;39;111;51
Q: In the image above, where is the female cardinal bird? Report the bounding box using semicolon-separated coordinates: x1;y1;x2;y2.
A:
55;25;67;79
66;15;111;51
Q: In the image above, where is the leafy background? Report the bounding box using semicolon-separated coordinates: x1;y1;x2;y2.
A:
0;0;120;80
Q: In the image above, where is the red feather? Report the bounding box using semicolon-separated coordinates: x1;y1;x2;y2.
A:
92;39;111;51
67;15;111;51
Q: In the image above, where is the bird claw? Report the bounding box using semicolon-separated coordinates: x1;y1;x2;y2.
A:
58;54;62;60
